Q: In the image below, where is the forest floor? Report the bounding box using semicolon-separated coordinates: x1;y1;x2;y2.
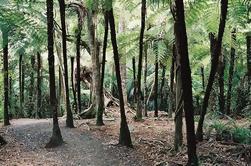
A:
0;106;250;166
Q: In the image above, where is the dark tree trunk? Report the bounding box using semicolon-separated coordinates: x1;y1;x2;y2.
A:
132;57;136;104
2;29;10;126
246;34;251;110
45;0;63;148
58;0;74;128
98;11;109;125
70;57;77;113
218;54;225;114
19;54;24;117
108;8;132;147
136;0;146;120
76;9;82;114
196;0;228;142
29;55;35;117
144;44;148;117
172;0;198;164
160;65;166;111
36;52;42;119
226;29;236;115
201;66;205;91
154;53;159;117
168;48;175;118
174;44;183;151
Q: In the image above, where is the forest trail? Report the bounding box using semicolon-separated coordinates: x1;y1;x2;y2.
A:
0;119;142;166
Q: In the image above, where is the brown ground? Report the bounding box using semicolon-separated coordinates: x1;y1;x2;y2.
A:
0;106;250;166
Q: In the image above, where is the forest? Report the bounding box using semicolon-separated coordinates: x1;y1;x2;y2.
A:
0;0;251;165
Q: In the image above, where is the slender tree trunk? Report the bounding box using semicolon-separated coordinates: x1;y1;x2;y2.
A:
201;66;205;91
70;57;77;113
174;45;183;151
29;55;35;117
19;54;24;117
108;8;132;147
132;57;136;104
2;29;10;126
168;47;175;118
172;0;198;164
154;53;159;117
58;66;62;116
36;52;42;119
246;35;251;110
144;44;148;117
87;7;103;126
218;53;225;114
226;29;236;115
45;0;63;148
98;11;109;125
136;0;146;120
196;0;228;141
160;65;166;111
58;0;74;128
76;10;82;114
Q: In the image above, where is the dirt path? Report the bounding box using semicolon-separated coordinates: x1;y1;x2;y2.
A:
0;119;144;166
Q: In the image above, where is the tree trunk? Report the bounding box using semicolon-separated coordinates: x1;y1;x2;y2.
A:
36;52;42;119
2;29;10;126
76;9;82;114
70;57;77;113
218;53;225;114
98;11;109;125
87;7;103;126
172;0;198;164
144;44;148;117
58;66;62;116
174;45;183;151
28;55;35;117
132;57;136;104
45;0;63;148
196;0;228;141
154;53;159;117
168;47;175;118
108;8;132;147
246;35;251;111
19;53;24;117
160;65;166;111
58;0;74;128
136;0;146;120
226;29;236;115
201;66;205;91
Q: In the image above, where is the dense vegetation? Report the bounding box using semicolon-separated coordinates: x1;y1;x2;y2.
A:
0;0;251;165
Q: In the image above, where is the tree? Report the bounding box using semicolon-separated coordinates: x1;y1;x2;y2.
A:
172;0;198;164
58;0;74;128
45;0;63;148
36;52;42;119
226;29;236;114
107;5;132;147
197;0;229;141
154;47;159;117
2;28;10;126
136;0;146;120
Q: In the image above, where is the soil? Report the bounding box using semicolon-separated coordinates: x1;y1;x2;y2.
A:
0;106;250;166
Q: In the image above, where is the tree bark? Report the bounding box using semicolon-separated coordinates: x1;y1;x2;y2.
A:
70;57;77;113
218;53;225;114
2;28;10;126
144;44;148;116
58;0;74;128
45;0;63;148
36;52;42;119
174;45;183;151
98;11;109;125
226;29;236;115
87;6;103;126
168;50;175;118
132;57;136;104
172;0;198;164
108;8;132;147
136;0;146;120
201;66;205;91
196;0;228;141
154;52;159;117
